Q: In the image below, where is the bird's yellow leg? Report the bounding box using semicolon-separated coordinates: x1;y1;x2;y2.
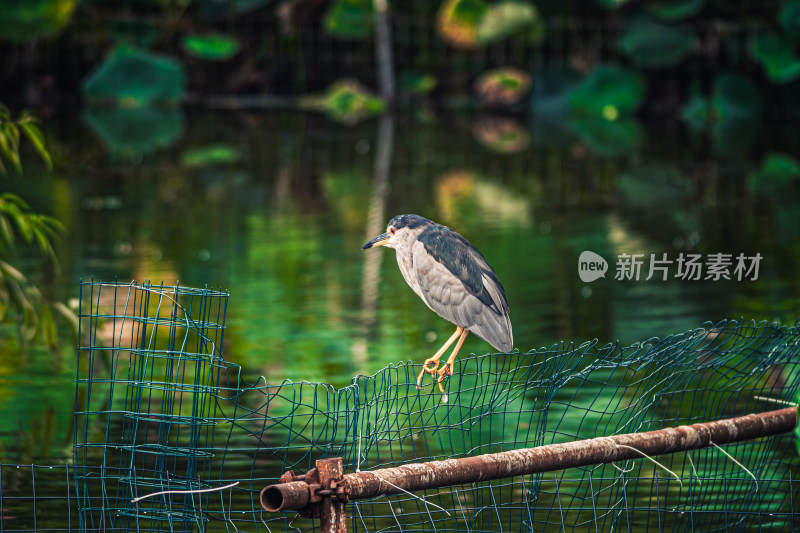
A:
436;329;470;389
416;326;463;389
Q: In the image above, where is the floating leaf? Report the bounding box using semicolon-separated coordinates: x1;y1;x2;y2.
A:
750;32;800;84
712;73;762;121
532;74;646;155
83;46;185;106
569;66;647;117
780;0;800;38
647;0;705;20
620;18;693;68
594;0;634;8
399;72;437;94
476;2;541;45
569;116;643;157
82;107;184;157
181;144;241;167
198;0;275;19
710;73;762;153
182;34;240;61
681;74;763;135
751;152;800;190
474;67;531;106
324;0;373;39
472;116;530;153
436;0;488;49
0;0;78;42
298;79;385;125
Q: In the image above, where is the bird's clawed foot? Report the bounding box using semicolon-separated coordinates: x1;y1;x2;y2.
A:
416;357;443;389
416;327;469;394
433;361;454;392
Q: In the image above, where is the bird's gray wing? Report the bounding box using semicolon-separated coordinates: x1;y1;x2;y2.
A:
411;227;513;352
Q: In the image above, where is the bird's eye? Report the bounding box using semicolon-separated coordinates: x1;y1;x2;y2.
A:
390;227;396;235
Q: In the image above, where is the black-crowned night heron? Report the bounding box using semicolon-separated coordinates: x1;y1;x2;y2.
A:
362;214;513;391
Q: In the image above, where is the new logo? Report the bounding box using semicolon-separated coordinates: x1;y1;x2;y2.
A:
578;251;608;282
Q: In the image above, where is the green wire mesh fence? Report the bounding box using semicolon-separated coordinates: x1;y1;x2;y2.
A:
1;280;799;532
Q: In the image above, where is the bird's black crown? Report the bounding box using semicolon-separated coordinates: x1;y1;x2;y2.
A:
388;214;433;230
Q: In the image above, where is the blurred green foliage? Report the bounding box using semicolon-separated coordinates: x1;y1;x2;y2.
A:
0;106;51;175
620;18;694;68
751;33;800;84
594;0;633;9
197;0;275;19
83;46;185;106
0;106;76;351
0;0;797;148
437;0;487;48
475;1;541;45
299;80;386;124
182;34;240;61
647;0;705;21
437;0;541;48
781;1;800;36
0;0;78;42
82;107;184;157
474;67;531;106
181;144;241;167
569;66;646;117
751;152;800;190
324;0;374;39
398;72;438;95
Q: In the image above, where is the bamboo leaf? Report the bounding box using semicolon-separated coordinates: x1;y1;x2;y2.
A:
0;127;22;174
19;120;52;170
4;123;19;151
31;224;56;261
0;215;14;254
0;260;27;282
39;214;66;234
6;203;33;244
2;194;30;210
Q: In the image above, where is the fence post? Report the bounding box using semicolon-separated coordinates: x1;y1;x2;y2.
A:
317;458;347;533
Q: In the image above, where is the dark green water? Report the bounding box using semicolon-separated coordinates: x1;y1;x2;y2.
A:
0;110;798;531
2;110;799;461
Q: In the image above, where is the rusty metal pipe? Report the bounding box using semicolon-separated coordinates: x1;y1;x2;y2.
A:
346;407;797;499
261;407;797;509
260;481;310;512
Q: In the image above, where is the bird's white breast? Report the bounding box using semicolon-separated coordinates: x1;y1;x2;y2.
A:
394;238;428;304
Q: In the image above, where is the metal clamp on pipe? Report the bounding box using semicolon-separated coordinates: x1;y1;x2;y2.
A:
260;458;349;529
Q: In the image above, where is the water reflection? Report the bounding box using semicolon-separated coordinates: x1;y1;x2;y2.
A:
1;110;798;468
353;114;394;373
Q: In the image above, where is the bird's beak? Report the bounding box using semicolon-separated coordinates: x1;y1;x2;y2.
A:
362;232;391;250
